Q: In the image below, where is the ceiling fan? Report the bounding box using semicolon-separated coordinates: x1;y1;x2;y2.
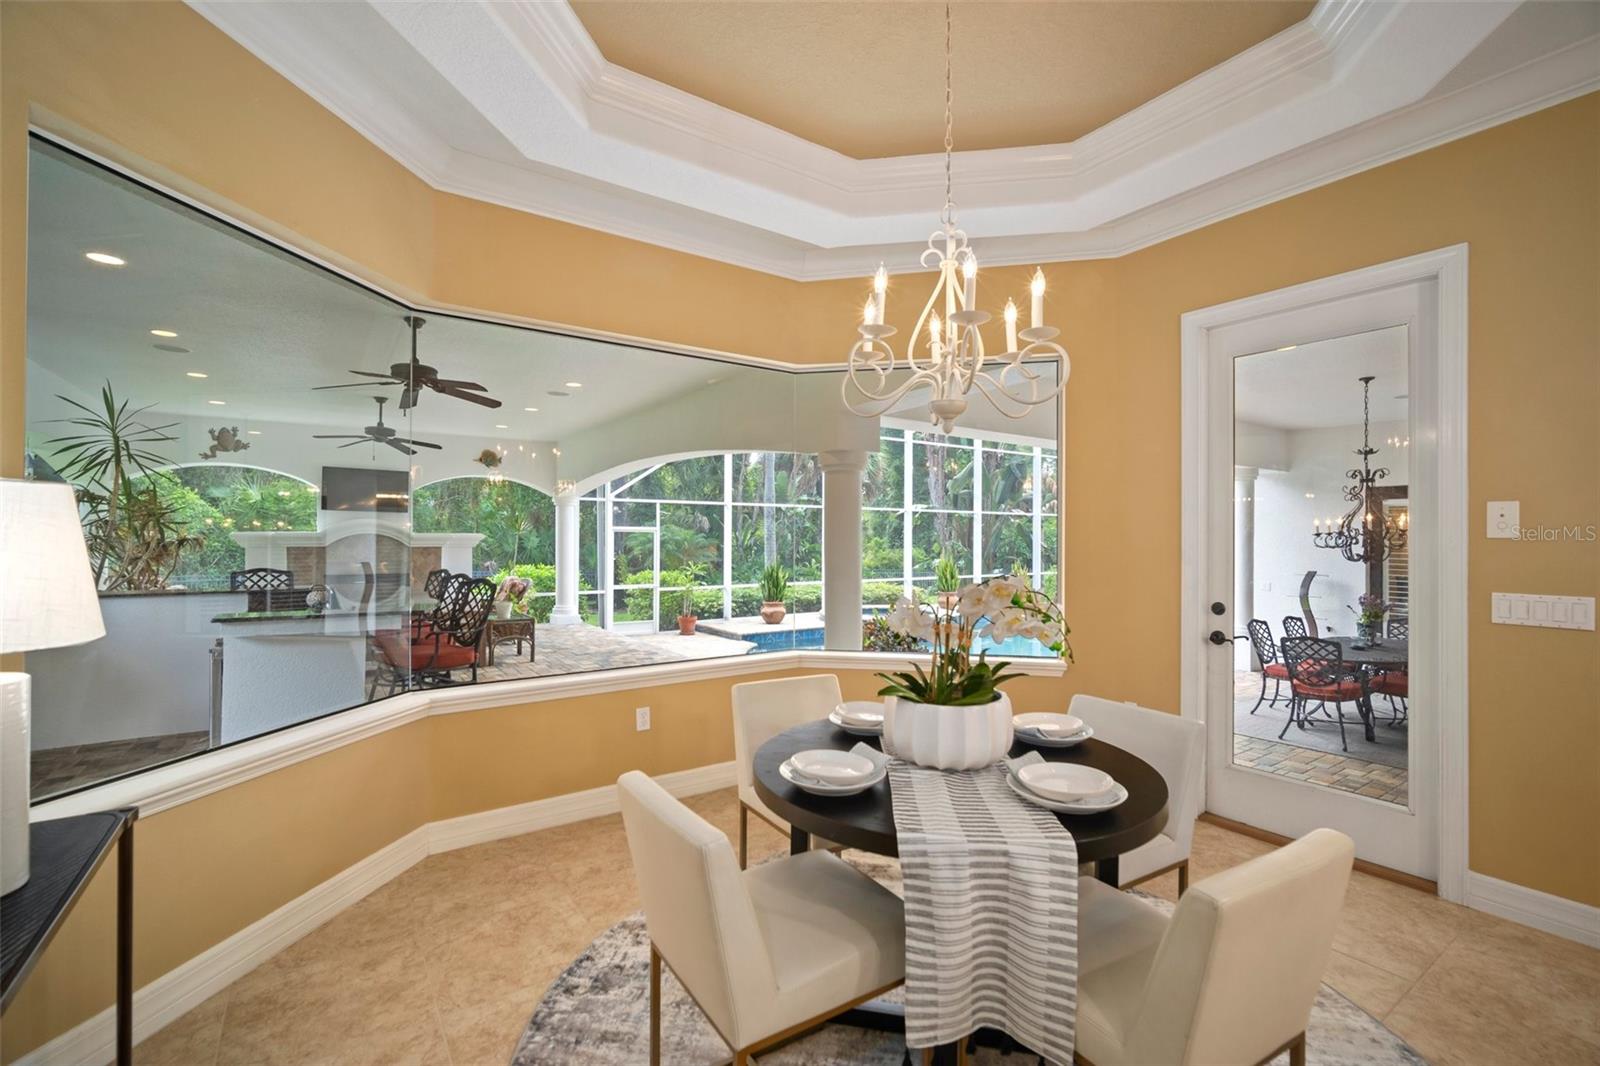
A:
312;396;443;456
314;315;502;410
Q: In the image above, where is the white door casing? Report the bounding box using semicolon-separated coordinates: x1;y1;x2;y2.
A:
1180;246;1468;896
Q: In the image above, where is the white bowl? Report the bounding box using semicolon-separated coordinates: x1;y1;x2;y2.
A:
1013;712;1084;737
835;701;885;727
1017;762;1114;803
789;748;876;785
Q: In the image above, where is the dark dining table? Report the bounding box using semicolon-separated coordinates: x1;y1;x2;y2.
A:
751;719;1169;1061
1327;636;1408;741
751;718;1170;888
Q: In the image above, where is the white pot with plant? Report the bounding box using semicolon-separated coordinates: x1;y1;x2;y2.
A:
877;576;1073;770
759;563;788;625
494;575;529;619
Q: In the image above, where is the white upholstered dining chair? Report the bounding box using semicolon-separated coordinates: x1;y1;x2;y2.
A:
617;770;905;1066
732;674;844;867
1073;827;1354;1066
1069;694;1205;894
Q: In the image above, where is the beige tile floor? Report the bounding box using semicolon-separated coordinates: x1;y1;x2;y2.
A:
135;789;1600;1066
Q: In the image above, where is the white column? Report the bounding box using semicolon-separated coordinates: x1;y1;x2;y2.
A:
1234;466;1258;670
820;450;868;651
549;480;582;626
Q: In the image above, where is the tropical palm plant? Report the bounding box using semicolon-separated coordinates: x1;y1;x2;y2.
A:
44;383;200;590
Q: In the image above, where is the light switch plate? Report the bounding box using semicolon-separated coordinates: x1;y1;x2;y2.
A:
1487;500;1519;539
1492;592;1595;630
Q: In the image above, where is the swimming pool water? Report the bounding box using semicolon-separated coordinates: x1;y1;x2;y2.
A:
739;625;1052;659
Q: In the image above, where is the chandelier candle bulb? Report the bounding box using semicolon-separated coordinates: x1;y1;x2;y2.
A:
962;256;977;309
1030;269;1046;329
873;263;888;324
1004;299;1019;352
863;295;876;327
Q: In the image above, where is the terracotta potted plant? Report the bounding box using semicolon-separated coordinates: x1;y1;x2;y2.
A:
934;550;961;611
877;577;1073;770
676;570;700;635
759;563;788;625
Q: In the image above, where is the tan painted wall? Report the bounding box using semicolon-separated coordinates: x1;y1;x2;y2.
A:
1;2;1596;1056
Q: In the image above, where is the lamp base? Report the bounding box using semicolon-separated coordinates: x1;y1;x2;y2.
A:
1;673;30;895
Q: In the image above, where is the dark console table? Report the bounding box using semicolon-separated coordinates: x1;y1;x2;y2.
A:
1;809;137;1065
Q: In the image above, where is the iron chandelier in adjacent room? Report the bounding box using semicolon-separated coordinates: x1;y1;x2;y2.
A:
1312;375;1409;564
841;3;1067;433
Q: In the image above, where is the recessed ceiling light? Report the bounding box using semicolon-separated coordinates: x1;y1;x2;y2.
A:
247;430;262;435
207;399;226;406
153;343;191;353
84;251;126;266
494;424;508;429
186;371;208;379
149;329;178;338
564;381;583;389
547;390;569;397
1275;345;1297;352
523;407;539;413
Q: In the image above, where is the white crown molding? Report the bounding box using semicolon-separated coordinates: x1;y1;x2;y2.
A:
185;0;1594;279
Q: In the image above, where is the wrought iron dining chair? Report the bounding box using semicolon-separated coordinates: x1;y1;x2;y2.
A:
1245;619;1291;714
1387;615;1409;639
1281;615;1308;639
423;567;452;601
230;567;295;612
1280;636;1366;752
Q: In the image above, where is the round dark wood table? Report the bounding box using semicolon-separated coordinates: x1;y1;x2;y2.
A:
1327;636;1408;741
751;718;1170;887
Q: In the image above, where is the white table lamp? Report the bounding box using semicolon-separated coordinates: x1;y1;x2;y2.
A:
1;479;106;894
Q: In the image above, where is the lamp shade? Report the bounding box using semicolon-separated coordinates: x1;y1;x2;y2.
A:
0;479;106;654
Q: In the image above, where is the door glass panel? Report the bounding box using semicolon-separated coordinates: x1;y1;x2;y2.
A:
1231;325;1411;808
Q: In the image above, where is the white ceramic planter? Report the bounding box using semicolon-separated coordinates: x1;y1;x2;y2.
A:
881;692;1014;770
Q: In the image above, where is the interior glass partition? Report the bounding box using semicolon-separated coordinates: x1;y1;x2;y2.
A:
20;133;1063;801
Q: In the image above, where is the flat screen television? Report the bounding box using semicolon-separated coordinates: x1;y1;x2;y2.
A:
320;466;410;513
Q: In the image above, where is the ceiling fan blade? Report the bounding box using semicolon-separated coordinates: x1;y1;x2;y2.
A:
438;388;503;408
429;377;488;392
398;387;420;411
349;370;400;380
312;434;368;440
313;382;388;391
384;439;417;456
338;439;372;449
399;439;443;450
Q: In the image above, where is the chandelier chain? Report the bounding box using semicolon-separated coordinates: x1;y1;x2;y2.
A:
941;1;954;227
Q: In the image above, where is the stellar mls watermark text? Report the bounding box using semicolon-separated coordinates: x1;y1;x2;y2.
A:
1511;524;1597;542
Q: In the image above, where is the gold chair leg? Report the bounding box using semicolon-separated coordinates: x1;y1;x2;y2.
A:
1177;859;1189;897
1289;1032;1306;1066
733;1052;750;1065
650;944;662;1066
738;804;749;870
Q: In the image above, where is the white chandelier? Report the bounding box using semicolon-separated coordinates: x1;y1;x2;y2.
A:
842;3;1068;434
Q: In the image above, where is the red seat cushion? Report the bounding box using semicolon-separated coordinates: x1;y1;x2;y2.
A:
1373;672;1408;697
408;639;478;670
1263;663;1290;679
1293;678;1365;701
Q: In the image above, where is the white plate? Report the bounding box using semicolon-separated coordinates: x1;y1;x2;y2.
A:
835;701;885;727
1018;762;1114;802
780;758;885;796
789;748;876;785
1014;712;1083;735
1006;772;1128;814
1015;721;1094;749
828;709;883;736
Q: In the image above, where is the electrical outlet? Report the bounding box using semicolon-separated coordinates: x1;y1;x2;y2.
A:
635;706;651;731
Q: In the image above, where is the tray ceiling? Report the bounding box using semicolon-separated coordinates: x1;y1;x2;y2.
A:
188;0;1600;279
569;1;1314;158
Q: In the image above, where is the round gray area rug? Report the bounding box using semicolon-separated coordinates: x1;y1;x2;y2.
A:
514;854;1426;1065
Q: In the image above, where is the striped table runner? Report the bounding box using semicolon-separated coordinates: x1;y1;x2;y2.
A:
890;758;1078;1064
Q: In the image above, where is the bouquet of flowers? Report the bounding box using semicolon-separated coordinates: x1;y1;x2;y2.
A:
496;575;531;614
1351;593;1389;627
876;575;1072;706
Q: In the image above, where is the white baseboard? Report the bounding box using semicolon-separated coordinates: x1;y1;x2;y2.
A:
1464;870;1600;949
427;760;737;853
15;761;737;1066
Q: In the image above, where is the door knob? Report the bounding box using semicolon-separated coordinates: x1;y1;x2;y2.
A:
1208;630;1234;645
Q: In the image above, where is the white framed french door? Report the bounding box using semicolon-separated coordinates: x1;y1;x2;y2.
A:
1181;248;1469;894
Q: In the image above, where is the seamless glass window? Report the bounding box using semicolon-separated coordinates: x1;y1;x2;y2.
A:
20;134;1061;801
